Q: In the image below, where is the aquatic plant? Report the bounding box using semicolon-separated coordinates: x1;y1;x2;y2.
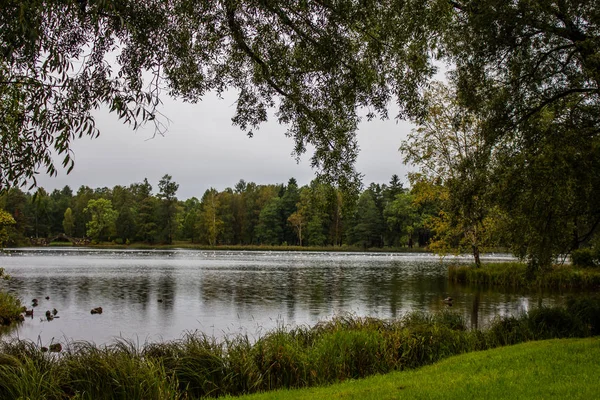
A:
0;291;23;326
448;262;600;289
0;305;598;399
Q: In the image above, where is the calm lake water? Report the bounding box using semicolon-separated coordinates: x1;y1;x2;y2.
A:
0;248;576;346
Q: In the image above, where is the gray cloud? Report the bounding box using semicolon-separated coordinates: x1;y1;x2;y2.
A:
36;92;413;198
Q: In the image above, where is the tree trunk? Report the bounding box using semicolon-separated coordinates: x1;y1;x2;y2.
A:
472;243;481;268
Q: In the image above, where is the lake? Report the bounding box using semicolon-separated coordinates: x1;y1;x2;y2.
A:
0;248;573;346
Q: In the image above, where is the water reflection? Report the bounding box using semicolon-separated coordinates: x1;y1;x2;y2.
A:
0;249;587;345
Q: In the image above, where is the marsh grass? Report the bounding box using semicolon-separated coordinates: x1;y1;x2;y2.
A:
0;304;598;399
448;262;600;289
0;291;23;326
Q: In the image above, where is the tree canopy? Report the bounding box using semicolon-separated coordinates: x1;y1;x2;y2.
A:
2;0;599;270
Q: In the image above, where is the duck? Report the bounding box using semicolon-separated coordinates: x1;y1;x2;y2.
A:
443;297;453;304
52;308;58;316
49;343;62;353
90;307;103;315
25;309;34;317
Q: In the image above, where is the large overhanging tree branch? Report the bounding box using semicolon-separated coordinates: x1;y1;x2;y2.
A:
1;0;441;191
2;1;599;270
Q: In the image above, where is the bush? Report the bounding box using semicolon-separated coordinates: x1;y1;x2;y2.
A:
0;292;23;326
449;262;600;288
571;248;599;268
0;307;598;399
566;296;600;336
525;307;587;339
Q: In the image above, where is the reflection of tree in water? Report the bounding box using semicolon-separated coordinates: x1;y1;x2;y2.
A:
471;291;480;330
156;272;176;310
285;267;297;320
197;261;454;320
112;276;151;308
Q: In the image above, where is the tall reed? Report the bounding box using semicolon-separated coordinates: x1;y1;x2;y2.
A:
0;291;23;326
448;262;600;289
0;302;598;399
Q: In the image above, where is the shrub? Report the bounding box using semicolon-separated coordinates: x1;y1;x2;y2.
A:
0;291;23;326
525;307;587;339
0;306;597;399
571;248;598;268
565;296;600;336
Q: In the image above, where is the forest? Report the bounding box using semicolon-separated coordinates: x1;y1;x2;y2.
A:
0;174;444;250
1;1;599;274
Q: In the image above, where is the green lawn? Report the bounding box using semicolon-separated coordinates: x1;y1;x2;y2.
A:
232;338;600;400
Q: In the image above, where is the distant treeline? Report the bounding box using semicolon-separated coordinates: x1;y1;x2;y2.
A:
0;174;440;248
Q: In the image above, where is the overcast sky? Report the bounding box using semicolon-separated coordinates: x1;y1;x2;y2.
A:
35;91;415;200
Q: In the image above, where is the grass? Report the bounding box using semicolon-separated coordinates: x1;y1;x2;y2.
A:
448;262;600;289
0;291;23;326
232;337;600;400
0;302;599;399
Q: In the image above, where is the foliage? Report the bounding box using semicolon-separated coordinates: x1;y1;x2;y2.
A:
2;0;599;276
0;209;16;248
347;189;382;248
0;306;598;398
446;1;600;273
401;82;497;267
84;199;118;242
62;207;74;237
157;174;179;244
287;211;306;247
565;296;600;336
448;262;600;289
198;188;224;246
571;248;600;269
1;174;438;248
0;291;23;326
255;197;284;245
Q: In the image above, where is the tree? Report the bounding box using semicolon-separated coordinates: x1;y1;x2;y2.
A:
443;0;600;272
0;188;30;244
62;207;74;236
30;188;51;238
216;189;236;245
49;186;73;234
134;179;158;244
280;178;301;245
382;175;408;247
181;197;201;243
288;210;306;246
84;198;118;242
255;197;283;245
157;174;179;244
296;181;331;247
72;186;95;238
400;82;494;267
198;188;223;246
1;0;444;190
384;192;418;248
0;209;16;249
348;190;383;249
3;1;598;273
